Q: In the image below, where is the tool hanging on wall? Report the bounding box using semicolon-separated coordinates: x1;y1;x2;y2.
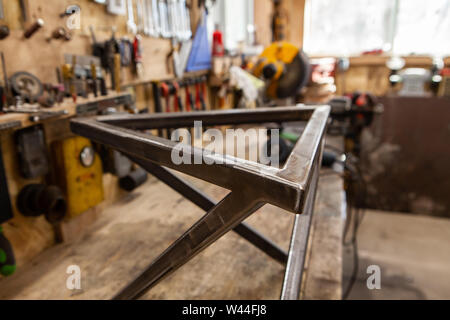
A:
1;52;12;107
194;78;206;111
107;0;127;15
272;0;288;42
167;0;177;39
105;28;121;90
61;63;76;102
0;25;9;40
171;80;183;112
194;78;201;110
151;0;161;36
152;81;164;136
114;52;121;92
90;62;98;97
19;0;28;24
160;82;171;112
0;86;4;111
183;80;193;112
179;0;192;41
200;76;207;110
186;12;211;72
133;35;144;78
59;5;80;18
23;18;44;39
74;63;88;99
158;0;171;38
0;0;4;20
152;82;163;114
127;0;137;34
46;27;72;42
145;0;158;37
89;25;108;71
136;0;145;34
63;55;107;99
0;226;15;277
120;38;133;67
91;62;107;96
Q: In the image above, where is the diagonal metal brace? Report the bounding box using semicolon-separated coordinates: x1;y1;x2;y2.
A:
127;155;288;265
70;106;330;300
114;191;264;299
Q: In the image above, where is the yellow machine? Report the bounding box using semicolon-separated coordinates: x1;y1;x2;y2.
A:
53;136;104;218
252;41;310;99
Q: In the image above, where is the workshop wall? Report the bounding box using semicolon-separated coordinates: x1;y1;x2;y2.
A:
0;0;207;267
335;56;450;96
0;0;173;84
253;0;305;48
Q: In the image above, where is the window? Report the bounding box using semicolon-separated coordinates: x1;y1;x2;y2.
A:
207;0;254;51
303;0;450;57
394;0;449;56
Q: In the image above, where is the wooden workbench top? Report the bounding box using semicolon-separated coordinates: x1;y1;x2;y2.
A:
0;91;132;132
0;166;344;300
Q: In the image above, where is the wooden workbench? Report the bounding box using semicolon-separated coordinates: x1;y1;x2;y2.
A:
0;92;134;266
0;160;344;300
0;91;132;130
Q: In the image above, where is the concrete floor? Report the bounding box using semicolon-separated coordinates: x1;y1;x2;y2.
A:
343;210;450;299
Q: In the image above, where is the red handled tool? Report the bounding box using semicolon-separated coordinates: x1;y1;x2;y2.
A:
171;81;183;112
160;82;171;113
195;78;207;111
200;77;207;111
184;80;194;112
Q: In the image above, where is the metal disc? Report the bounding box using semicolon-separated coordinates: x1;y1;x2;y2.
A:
9;71;43;101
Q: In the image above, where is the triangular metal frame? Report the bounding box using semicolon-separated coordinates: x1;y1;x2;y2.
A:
70;105;330;300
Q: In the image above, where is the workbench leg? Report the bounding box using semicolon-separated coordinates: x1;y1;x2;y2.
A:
128;155;288;264
113;191;263;300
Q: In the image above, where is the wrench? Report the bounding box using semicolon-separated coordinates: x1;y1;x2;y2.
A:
140;0;149;35
127;0;137;34
152;0;161;36
181;0;192;40
177;0;185;40
145;0;157;37
166;0;176;39
136;0;145;34
159;0;171;38
0;0;4;20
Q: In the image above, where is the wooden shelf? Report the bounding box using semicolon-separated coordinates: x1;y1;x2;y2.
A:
0;91;131;132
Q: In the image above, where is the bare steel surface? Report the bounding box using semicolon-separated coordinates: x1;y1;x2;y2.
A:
281;158;321;299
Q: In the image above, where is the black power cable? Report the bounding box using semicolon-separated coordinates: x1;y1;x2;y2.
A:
324;145;367;300
343;160;367;299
